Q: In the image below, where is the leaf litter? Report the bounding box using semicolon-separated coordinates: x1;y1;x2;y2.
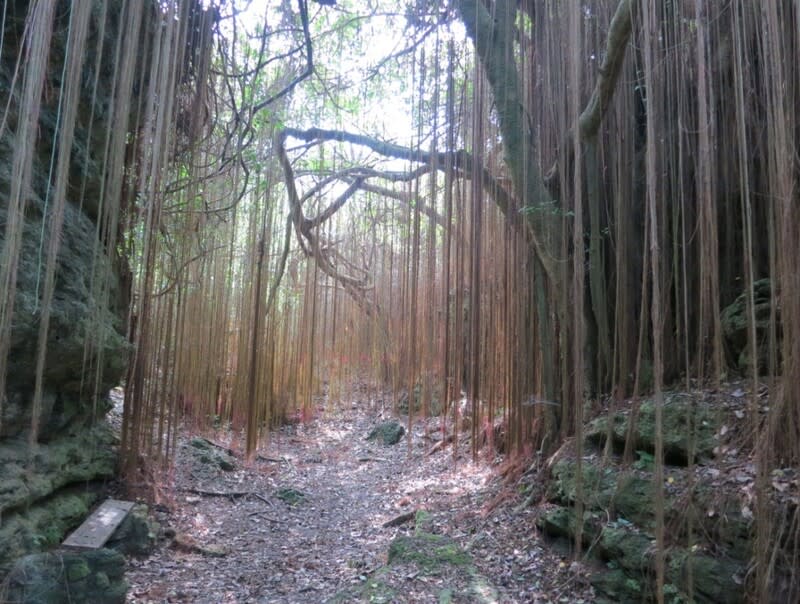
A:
123;384;591;603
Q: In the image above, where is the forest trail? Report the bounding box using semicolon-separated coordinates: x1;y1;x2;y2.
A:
122;386;591;603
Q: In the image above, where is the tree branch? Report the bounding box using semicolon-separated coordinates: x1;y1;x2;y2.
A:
545;0;637;189
578;0;636;138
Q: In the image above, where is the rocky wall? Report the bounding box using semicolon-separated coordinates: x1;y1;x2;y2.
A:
0;0;132;578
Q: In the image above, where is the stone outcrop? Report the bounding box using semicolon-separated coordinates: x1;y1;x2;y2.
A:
366;421;406;446
1;548;128;604
537;393;754;603
0;0;132;579
720;279;776;372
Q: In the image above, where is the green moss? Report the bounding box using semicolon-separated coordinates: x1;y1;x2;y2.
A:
592;568;644;604
387;533;471;574
0;490;94;574
363;576;397;603
190;437;211;450
366;421;405;446
586;396;718;465
95;571;111;589
67;559;91;582
414;509;432;533
597;525;653;572
276;488;307;505
667;549;745;604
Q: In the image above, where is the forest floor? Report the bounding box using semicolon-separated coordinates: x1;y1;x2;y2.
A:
118;384;594;603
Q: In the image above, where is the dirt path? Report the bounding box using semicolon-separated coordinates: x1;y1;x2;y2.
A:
124;390;593;603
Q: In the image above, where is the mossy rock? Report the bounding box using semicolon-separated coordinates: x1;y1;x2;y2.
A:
366;421;405;446
189;437;236;471
720;279;774;372
536;506;605;546
586;395;718;465
597;525;654;571
592;567;646;604
0;190;129;440
328;533;495;602
3;548;127;604
0;489;96;576
667;549;745;604
537;506;576;540
387;533;471;574
105;504;160;557
665;484;752;561
547;458;655;529
275;488;307;506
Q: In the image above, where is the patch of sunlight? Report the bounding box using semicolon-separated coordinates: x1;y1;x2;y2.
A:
399;461;492;498
192;513;211;537
471;580;499;604
319;425;350;442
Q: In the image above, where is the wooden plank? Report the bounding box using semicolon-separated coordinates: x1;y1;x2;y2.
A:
62;499;135;550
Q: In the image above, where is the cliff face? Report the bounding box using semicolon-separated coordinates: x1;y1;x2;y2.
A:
0;0;134;575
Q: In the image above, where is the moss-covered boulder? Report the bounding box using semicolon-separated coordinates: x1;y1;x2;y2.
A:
547;458;656;530
667;548;745;604
540;405;751;604
0;0;157;579
720;279;775;372
387;533;471;572
189;437;236;471
105;504;160;557
275;488;307;506
0;490;95;577
0;422;117;575
366;421;405;446
328;530;498;603
2;548;127;604
586;395;718;465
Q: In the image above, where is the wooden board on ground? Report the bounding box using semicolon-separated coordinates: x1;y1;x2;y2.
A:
62;499;135;550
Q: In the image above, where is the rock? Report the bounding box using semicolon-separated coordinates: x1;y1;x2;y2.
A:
275;487;307;505
586;394;718;465
189;437;236;471
105;504;160;557
667;549;745;604
329;530;496;603
0;0;136;577
2;548;127;604
0;490;95;576
720;279;775;372
0;423;117;574
0;194;128;441
366;421;405;446
387;533;471;571
538;394;753;604
601;533;746;603
546;457;656;530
